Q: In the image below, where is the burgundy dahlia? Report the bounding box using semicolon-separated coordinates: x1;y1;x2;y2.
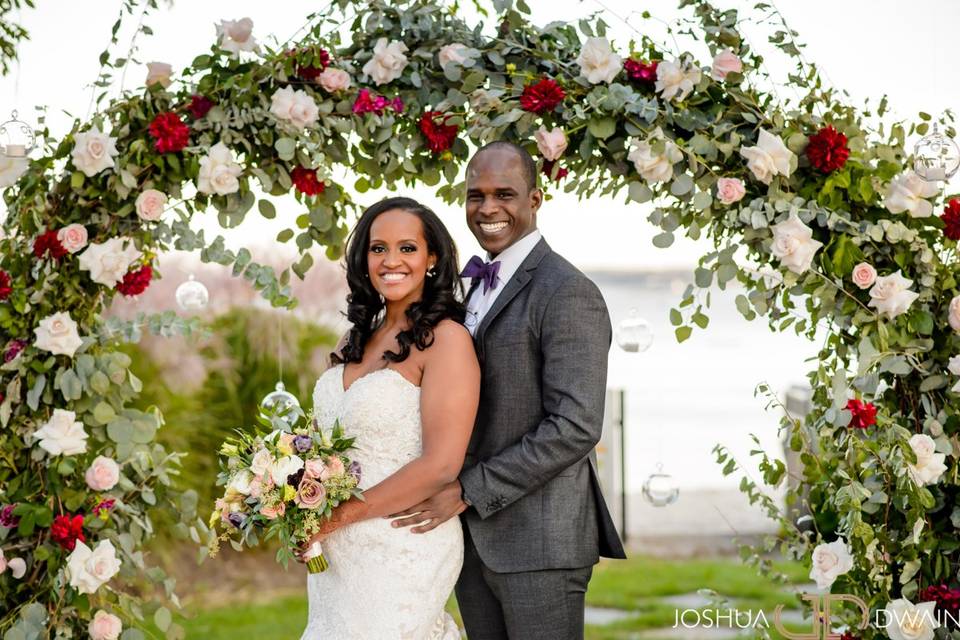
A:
520;77;565;114
941;198;960;241
0;503;19;528
4;339;26;363
291;166;326;196
0;270;10;301
148;112;190;153
542;160;569;182
846;399;877;430
188;95;215;120
624;59;658;84
50;514;85;551
806;125;849;173
116;265;153;297
920;584;960;628
289;47;330;81
419;111;458;154
33;230;68;260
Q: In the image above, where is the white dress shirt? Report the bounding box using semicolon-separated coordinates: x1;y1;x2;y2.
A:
464;230;543;336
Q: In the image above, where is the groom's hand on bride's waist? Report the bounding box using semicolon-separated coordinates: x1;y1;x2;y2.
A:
388;480;467;533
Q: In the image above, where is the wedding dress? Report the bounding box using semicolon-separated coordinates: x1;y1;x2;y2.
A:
301;364;463;640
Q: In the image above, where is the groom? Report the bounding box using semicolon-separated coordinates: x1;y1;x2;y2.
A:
390;141;625;638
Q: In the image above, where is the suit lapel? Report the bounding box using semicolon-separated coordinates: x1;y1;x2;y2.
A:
475;238;551;354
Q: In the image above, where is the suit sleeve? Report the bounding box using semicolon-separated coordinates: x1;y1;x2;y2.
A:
459;274;612;519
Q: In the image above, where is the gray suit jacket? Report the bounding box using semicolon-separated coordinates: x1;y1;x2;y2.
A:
459;238;627;573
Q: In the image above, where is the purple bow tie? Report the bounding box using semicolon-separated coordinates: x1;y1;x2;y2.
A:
460;255;501;294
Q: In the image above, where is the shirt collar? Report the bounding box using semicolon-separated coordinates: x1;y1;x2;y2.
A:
486;229;542;287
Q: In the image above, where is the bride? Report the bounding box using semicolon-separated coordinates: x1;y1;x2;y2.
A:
298;196;480;639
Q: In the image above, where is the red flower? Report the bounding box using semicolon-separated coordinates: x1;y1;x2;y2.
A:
116;265;153;297
941;198;960;241
806;126;849;173
920;584;960;627
33;230;68;261
352;89;403;116
418;111;458;154
839;634;859;640
289;47;330;81
520;77;565;114
188;95;215;120
148;112;190;154
542;160;568;182
50;514;85;551
291;166;326;196
624;59;658;84
846;399;877;430
0;270;10;301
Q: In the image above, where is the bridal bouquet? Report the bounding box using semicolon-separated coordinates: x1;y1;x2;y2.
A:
208;409;362;573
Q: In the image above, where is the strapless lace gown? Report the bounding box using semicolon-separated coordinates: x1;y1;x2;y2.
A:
301;364;463;640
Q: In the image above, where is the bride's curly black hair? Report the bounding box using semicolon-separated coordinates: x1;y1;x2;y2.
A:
331;197;466;365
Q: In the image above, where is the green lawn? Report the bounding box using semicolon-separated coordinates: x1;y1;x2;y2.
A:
165;555;810;639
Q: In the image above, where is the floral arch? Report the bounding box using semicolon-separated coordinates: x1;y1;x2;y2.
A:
1;0;959;637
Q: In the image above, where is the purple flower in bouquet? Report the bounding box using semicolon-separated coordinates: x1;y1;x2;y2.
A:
227;512;247;529
348;461;362;484
287;467;305;488
0;503;19;528
293;434;313;454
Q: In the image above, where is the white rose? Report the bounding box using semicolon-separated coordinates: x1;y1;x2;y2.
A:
0;154;27;188
883;599;938;640
740;129;795;184
950;296;960;333
534;126;568;161
884;171;941;218
33;409;88;456
716;177;746;205
438;43;469;68
135;189;167;221
710;49;743;81
868;270;919;319
77;237;142;287
808;538;853;589
576;37;622;84
269;454;304;486
71;127;118;178
949;355;960;394
7;557;25;579
851;262;877;290
34;311;83;358
57;224;88;254
317;68;351;93
227;470;254;496
655;58;701;102
628;128;683;184
216;18;258;55
145;62;172;88
89;610;123;640
362;38;408;85
906;434;947;486
66;540;121;595
269;86;319;131
769;212;822;275
250;448;273;477
85;456;121;491
197;142;242;196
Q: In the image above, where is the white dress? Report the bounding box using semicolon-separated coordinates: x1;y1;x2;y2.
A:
301;364;463;640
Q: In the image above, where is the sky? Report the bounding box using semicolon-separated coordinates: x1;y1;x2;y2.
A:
1;0;959;272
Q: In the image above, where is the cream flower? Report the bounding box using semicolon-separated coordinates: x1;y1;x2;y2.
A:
71;127;118;177
33;409;88;456
576;37;622;84
883;599;938;640
769;212;822;274
216;18;258;55
135;189;167;221
0;548;26;579
78;237;142;287
85;456;121;491
269;455;304;486
628;128;683;184
868;271;919;319
197;142;242;196
57;224;88;254
950;295;960;333
740;130;795;184
710;49;743;81
906;434;947;486
716;177;746;205
66;540;122;595
227;470;254;496
534;126;568;161
0;154;28;188
949;355;960;394
250;448;273;477
270;86;320;131
809;538;853;589
655;58;701;102
851;262;877;290
34;312;83;357
145;62;172;88
317;68;351;92
89;610;123;640
438;43;469;67
884;171;941;218
362;38;408;85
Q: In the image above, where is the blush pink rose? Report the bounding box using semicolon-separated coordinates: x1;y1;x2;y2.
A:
260;502;286;520
89;610;123;640
851;262;878;290
57;224;89;254
295;478;326;509
320;456;345;481
135;189;167;222
318;68;351;92
950;295;960;333
304;458;326;479
85;456;121;491
711;50;743;81
534;126;568;161
716;177;746;205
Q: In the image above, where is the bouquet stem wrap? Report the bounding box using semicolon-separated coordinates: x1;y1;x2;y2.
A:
304;541;328;574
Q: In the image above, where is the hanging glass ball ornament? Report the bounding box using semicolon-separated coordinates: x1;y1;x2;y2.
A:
642;463;680;507
260;381;301;428
175;274;209;311
615;308;654;353
0;110;36;157
914;123;960;182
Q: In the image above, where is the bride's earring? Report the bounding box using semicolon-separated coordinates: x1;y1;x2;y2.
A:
426;264;436;278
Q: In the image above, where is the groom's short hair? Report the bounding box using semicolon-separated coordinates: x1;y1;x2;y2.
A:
469;141;538;192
